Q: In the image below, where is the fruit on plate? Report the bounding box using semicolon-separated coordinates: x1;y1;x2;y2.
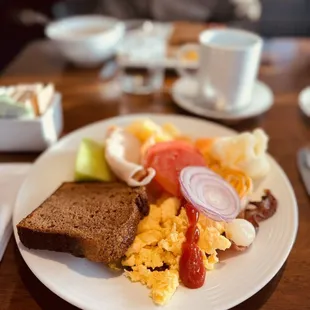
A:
75;138;114;182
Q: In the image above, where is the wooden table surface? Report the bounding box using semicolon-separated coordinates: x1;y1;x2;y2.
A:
1;39;310;310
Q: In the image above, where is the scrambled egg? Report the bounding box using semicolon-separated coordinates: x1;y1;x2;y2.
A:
126;119;179;143
125;119;192;158
122;197;231;305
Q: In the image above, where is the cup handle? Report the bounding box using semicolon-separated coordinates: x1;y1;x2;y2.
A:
176;43;200;78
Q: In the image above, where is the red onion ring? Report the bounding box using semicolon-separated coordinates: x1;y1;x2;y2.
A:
180;166;241;222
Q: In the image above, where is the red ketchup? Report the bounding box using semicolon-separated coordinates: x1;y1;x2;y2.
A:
179;203;206;289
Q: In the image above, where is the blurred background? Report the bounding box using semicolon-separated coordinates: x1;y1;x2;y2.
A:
1;0;310;72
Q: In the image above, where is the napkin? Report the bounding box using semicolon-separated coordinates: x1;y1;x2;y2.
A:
0;163;31;261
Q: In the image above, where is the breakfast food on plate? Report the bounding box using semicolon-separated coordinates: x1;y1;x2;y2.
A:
105;127;156;186
225;219;256;247
0;83;55;118
17;182;149;263
208;165;253;208
195;129;270;179
122;197;231;304
144;141;206;197
17;118;278;306
243;189;278;228
75;138;114;182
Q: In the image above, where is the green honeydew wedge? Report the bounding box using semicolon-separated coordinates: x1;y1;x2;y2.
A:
74;138;114;182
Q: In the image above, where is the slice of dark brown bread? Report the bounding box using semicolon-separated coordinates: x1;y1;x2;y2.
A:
17;182;149;264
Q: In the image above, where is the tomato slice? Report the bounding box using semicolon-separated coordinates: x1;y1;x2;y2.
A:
144;141;205;196
144;140;194;165
146;179;164;203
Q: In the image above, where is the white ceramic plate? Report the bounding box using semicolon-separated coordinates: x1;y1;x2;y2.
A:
13;114;298;310
298;86;310;117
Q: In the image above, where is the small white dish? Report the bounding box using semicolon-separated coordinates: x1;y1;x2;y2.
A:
172;77;274;121
298;87;310;116
45;15;125;68
0;93;63;152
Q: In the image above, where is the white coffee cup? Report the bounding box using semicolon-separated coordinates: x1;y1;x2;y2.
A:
176;28;263;111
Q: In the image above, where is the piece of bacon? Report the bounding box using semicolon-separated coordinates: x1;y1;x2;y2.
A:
229;190;277;252
244;189;278;229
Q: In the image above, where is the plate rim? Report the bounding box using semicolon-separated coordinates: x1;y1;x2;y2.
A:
13;113;298;310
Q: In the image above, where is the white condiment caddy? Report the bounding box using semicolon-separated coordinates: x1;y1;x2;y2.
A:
0;92;63;152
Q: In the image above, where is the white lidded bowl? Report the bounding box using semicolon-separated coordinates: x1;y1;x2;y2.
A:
45;15;125;67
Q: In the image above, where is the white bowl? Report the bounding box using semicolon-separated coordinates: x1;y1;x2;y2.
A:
45;15;125;67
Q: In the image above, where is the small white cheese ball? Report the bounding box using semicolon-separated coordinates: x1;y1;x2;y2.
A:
226;219;256;247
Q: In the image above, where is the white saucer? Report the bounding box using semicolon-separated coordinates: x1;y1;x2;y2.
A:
171;77;274;121
298;87;310;116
